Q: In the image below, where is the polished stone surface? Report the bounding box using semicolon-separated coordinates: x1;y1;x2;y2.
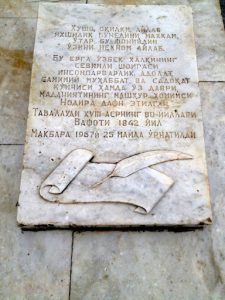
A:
70;83;225;300
1;1;224;146
0;0;225;298
0;145;72;299
88;0;225;81
18;3;211;227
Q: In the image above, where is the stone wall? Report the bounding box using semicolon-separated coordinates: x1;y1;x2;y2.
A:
0;1;225;299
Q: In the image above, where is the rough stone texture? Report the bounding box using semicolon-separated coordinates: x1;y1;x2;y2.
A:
0;18;36;144
0;0;38;18
192;0;225;81
200;82;225;284
71;231;225;300
0;145;72;299
88;0;225;81
70;83;225;299
0;0;86;18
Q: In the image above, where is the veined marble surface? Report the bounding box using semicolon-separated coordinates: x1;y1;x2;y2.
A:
70;82;225;300
17;4;212;227
1;0;224;145
0;1;225;299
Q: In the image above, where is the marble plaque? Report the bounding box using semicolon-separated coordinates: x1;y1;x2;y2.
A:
17;3;212;228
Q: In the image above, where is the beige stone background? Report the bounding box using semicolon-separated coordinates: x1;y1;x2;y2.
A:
0;0;225;299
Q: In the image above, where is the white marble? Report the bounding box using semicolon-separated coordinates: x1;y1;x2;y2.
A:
88;0;225;81
18;3;212;227
1;1;224;145
70;82;225;300
40;149;191;214
0;1;224;299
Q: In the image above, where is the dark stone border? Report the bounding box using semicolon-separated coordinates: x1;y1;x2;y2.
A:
221;0;225;28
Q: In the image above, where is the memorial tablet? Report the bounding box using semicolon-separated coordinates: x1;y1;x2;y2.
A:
18;3;212;228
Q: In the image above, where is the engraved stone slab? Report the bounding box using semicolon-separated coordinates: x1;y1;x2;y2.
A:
18;3;212;228
88;0;225;81
70;83;225;300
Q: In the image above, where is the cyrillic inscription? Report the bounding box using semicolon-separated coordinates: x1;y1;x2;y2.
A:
18;4;212;227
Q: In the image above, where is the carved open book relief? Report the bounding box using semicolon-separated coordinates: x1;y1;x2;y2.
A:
17;4;212;227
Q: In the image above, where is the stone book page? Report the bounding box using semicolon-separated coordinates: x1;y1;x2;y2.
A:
18;3;212;228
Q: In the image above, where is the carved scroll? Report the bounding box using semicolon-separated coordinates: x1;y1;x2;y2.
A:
40;149;192;214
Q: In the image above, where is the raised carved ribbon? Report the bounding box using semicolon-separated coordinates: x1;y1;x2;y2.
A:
40;149;192;214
